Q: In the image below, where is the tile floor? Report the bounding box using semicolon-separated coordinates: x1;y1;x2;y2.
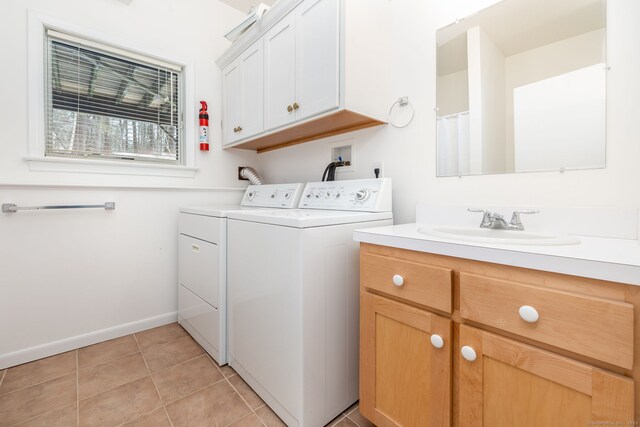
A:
0;323;373;427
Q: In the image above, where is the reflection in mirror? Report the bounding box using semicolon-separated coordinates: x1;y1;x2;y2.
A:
436;0;606;177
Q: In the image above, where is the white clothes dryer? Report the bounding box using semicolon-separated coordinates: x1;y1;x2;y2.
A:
177;183;305;365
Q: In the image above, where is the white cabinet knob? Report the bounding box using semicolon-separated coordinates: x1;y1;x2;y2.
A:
392;274;404;287
461;345;477;362
430;334;444;349
519;305;539;323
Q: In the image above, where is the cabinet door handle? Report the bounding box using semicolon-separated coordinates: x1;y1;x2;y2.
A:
519;305;539;323
461;345;477;362
233;127;238;133
293;102;300;110
191;244;200;253
392;274;404;287
430;334;444;349
237;126;243;132
287;105;293;113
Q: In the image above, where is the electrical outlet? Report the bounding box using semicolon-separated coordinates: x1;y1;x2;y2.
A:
373;161;384;178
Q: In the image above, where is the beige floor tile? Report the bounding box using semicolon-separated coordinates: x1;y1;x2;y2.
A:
333;418;358;427
121;408;171;427
14;402;77;427
254;404;286;427
227;374;264;410
228;412;265;427
78;335;138;369
343;402;358;416
153;354;223;404
142;336;203;373
0;373;76;426
219;364;237;378
165;380;251;427
0;351;76;396
78;352;148;399
78;376;161;426
134;323;188;350
346;407;375;427
326;414;346;427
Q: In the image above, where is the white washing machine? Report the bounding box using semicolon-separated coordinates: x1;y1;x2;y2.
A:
177;183;305;365
227;178;393;427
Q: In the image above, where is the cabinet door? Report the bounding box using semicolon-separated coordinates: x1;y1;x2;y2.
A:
360;292;451;427
264;13;297;131
222;59;241;146
239;40;264;140
295;0;340;121
459;324;634;427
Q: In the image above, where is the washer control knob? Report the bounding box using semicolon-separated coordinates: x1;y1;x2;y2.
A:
284;193;291;200
335;193;341;199
270;193;276;199
306;193;312;199
325;191;331;198
247;192;255;201
356;189;370;202
315;192;321;199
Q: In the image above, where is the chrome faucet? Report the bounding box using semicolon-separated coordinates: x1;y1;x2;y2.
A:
468;208;539;231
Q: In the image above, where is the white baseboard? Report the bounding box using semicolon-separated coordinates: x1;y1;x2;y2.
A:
0;312;177;370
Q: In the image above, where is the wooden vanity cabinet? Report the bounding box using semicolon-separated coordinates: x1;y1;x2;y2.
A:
360;292;452;426
359;243;637;427
459;324;633;426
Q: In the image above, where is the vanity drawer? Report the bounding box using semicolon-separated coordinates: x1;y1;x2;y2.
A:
361;252;452;313
459;273;634;369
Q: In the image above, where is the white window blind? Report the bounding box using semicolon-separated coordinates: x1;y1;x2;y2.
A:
45;29;183;164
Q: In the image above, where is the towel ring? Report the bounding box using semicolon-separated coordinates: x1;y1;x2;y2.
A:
388;96;415;128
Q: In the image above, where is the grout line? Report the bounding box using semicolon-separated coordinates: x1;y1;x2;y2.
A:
76;350;79;427
223;375;265;427
133;334;174;427
136;329;193;355
0;370;77;399
78;348;141;372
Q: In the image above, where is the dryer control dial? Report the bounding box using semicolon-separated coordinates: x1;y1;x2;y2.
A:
355;189;370;202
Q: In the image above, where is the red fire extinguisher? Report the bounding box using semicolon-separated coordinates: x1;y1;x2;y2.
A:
199;101;209;151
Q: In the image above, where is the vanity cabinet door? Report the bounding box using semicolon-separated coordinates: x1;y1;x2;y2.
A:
458;324;634;427
360;292;451;427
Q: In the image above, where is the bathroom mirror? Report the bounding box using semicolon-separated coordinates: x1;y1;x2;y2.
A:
436;0;606;177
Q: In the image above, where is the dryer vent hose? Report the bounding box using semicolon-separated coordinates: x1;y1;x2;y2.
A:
240;167;265;185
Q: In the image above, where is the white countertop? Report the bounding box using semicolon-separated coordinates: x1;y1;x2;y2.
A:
353;223;640;286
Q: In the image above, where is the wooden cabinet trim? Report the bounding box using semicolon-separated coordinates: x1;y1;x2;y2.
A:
482;330;593;395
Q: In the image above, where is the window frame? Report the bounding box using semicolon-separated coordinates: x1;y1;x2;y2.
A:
27;11;198;177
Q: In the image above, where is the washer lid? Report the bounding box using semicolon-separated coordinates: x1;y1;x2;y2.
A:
227;209;393;228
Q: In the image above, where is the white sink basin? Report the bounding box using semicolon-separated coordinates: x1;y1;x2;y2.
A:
417;226;581;246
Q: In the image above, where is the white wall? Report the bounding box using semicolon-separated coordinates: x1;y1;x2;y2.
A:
256;0;640;224
0;0;257;367
436;69;469;117
504;29;605;169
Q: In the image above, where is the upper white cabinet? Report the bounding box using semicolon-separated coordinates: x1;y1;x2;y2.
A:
264;13;297;131
218;0;390;153
223;40;264;146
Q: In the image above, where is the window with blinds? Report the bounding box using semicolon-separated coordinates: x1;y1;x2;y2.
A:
45;30;183;164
